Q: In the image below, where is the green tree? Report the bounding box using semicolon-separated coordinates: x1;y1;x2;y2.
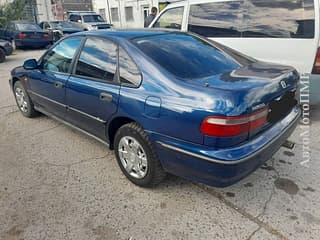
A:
0;0;26;27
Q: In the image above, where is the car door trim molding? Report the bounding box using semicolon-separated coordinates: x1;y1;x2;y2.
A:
67;106;106;123
29;90;106;124
28;89;67;108
34;105;109;146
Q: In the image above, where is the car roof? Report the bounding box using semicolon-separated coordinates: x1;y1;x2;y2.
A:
70;12;100;16
11;21;37;24
75;29;184;40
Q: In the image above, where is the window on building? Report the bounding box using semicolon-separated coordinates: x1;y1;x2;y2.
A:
125;6;134;22
75;37;117;82
143;6;150;19
111;8;119;22
153;7;184;29
188;1;244;38
99;8;106;20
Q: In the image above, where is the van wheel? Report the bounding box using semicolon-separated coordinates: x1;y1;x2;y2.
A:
114;122;166;187
13;81;38;118
0;48;5;63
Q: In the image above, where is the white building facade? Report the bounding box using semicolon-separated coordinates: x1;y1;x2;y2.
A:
93;0;159;28
36;0;54;22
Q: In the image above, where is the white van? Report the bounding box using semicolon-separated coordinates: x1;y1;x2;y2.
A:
149;0;320;105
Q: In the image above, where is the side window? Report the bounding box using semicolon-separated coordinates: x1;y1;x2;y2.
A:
75;38;117;82
70;15;81;22
119;47;141;87
41;37;82;73
188;1;244;37
43;22;50;29
243;0;315;38
153;7;184;29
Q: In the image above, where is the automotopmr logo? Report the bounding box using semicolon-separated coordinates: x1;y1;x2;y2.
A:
299;73;311;168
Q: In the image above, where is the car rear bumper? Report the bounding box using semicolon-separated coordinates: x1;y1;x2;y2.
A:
149;106;300;187
15;39;50;48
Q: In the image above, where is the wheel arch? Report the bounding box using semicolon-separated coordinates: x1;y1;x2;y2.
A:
107;116;138;149
11;77;21;89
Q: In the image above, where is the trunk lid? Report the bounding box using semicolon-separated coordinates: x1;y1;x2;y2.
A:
189;61;299;115
21;31;47;39
189;61;299;146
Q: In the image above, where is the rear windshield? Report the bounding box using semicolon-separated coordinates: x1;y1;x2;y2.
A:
132;33;241;79
16;23;42;31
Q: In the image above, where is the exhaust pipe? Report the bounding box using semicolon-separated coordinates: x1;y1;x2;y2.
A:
282;140;295;149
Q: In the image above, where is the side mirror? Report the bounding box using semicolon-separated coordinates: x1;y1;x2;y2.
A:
23;59;38;70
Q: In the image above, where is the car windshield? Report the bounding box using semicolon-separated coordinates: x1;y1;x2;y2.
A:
132;33;242;79
51;21;74;28
16;23;42;31
83;15;104;23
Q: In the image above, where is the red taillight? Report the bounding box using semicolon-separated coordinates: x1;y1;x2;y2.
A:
312;47;320;74
200;108;268;137
43;34;49;39
18;33;27;39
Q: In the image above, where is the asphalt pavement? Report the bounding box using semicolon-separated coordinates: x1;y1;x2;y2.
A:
0;50;319;240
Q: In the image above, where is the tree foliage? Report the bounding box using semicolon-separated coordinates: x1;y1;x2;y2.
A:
0;0;27;27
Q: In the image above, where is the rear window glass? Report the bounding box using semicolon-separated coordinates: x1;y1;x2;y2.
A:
188;0;315;39
132;33;240;79
16;23;42;31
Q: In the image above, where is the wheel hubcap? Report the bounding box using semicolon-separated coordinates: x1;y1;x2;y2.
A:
118;136;148;179
15;87;28;113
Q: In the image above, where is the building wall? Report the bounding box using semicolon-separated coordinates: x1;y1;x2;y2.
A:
51;0;93;21
37;0;54;22
93;0;159;28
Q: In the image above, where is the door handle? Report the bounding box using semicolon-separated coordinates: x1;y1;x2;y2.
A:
99;92;112;102
54;81;63;88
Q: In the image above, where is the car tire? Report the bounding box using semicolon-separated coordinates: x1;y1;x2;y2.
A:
13;81;38;118
0;48;5;63
114;122;166;187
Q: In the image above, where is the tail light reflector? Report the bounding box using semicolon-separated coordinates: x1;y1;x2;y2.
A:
200;108;268;137
43;34;49;39
312;47;320;74
18;33;27;39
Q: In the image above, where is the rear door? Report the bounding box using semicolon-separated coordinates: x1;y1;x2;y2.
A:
187;0;318;74
65;37;120;140
28;37;83;119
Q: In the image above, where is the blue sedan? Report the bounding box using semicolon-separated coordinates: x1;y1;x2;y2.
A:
10;30;300;187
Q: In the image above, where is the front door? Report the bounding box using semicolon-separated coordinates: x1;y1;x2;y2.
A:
65;37;120;140
28;37;83;119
